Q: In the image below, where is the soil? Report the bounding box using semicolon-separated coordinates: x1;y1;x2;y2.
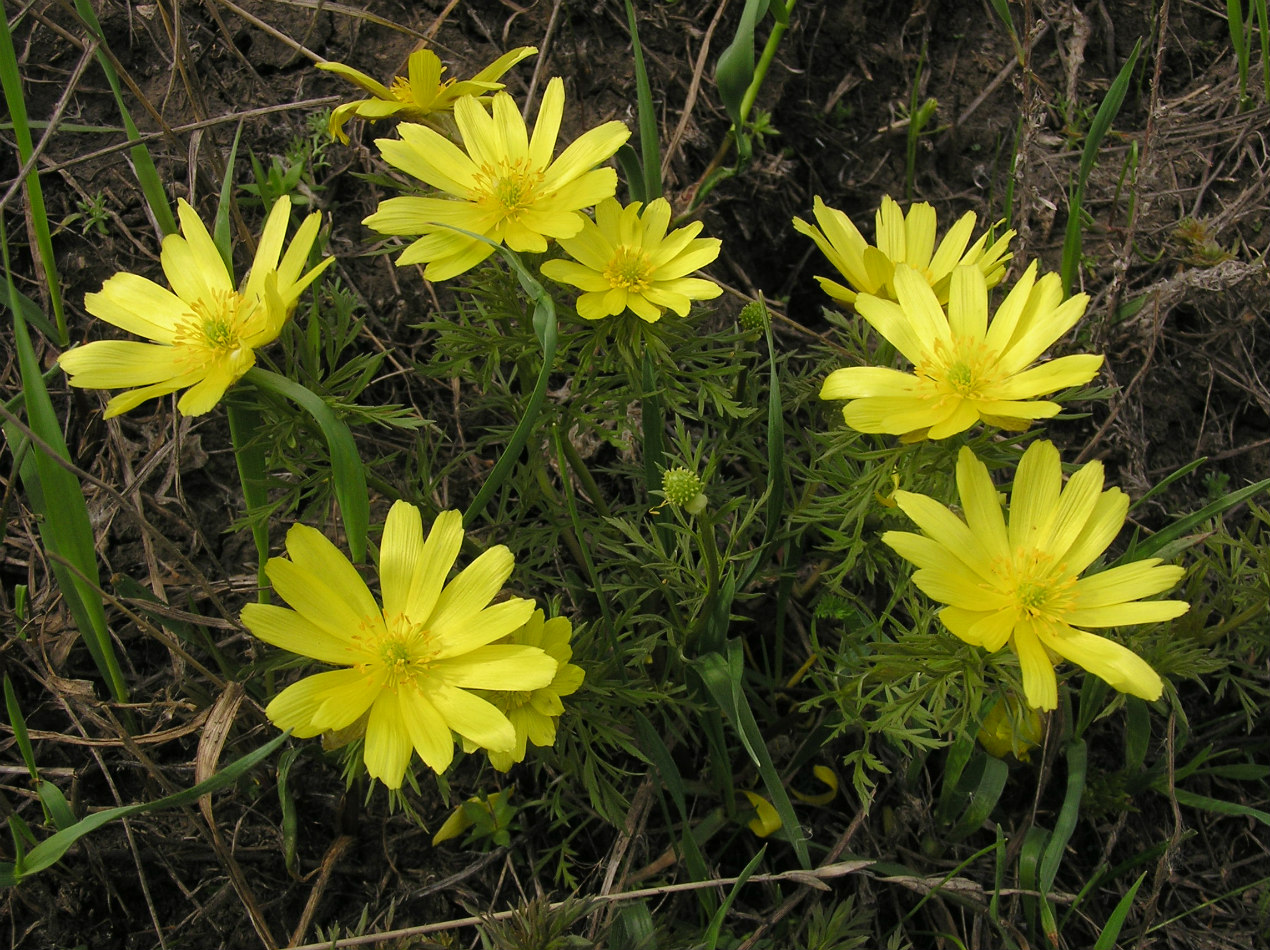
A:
2;0;1268;947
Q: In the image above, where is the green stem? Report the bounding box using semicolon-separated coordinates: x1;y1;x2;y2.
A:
739;1;796;125
463;262;559;528
225;398;271;602
698;511;722;610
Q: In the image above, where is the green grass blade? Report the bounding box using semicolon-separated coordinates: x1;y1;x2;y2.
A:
702;846;765;950
615;144;647;204
0;731;289;886
1038;739;1088;941
1256;0;1269;101
35;782;77;832
243;368;370;563
762;315;785;548
2;223;128;702
1229;0;1251;106
0;9;65;342
1092;870;1149;950
945;752;1009;842
71;0;178;235
1061;37;1142;295
1167;788;1270;827
213;123;247;268
3;677;38;782
623;0;662;201
987;0;1024;62
640;349;666;505
1116;475;1270;564
694;641;811;868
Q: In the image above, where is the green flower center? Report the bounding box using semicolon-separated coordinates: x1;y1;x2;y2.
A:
370;613;440;690
476;160;545;219
604;246;654;292
918;336;1004;399
174;290;257;363
997;548;1075;622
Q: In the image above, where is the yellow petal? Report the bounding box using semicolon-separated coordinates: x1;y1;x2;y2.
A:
363;690;416;787
1013;621;1058;710
240;603;359;665
280;521;380;620
427;683;515;752
437;645;558;691
84;273;186;343
740;790;782;837
1038;623;1164;701
398;686;455;774
1007;440;1062;551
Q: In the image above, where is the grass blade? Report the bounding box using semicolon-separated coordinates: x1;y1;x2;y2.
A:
71;0;178;235
1061;37;1142;295
1092;870;1149;950
0;9;65;341
2;222;128;702
244;368;370;563
1117;475;1270;564
623;0;662;201
0;731;289;886
225;398;272;601
694;641;811;868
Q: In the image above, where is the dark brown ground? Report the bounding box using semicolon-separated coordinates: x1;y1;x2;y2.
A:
2;0;1268;947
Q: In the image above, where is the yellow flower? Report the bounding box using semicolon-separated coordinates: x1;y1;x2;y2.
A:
318;46;537;144
58;197;331;417
539;197;722;322
484;610;584;772
363;77;630;281
882;441;1189;711
820;262;1103;441
241;502;558;788
793;194;1014;307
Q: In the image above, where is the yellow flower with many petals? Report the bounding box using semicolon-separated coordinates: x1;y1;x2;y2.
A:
794;194;1014;307
363;77;630;282
241;502;558;788
882;441;1188;711
58;197;331;418
318;46;537;144
482;610;585;772
539;197;722;322
820;262;1103;441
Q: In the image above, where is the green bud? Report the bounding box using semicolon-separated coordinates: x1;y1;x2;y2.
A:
662;467;708;515
737;299;769;333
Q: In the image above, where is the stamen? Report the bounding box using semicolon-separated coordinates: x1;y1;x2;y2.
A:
603;246;654;292
475;160;546;219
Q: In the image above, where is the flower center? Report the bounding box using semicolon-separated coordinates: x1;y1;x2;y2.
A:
370;613;440;690
390;76;416;104
995;548;1076;622
172;290;258;365
603;246;654;292
475;159;545;219
917;336;1003;399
